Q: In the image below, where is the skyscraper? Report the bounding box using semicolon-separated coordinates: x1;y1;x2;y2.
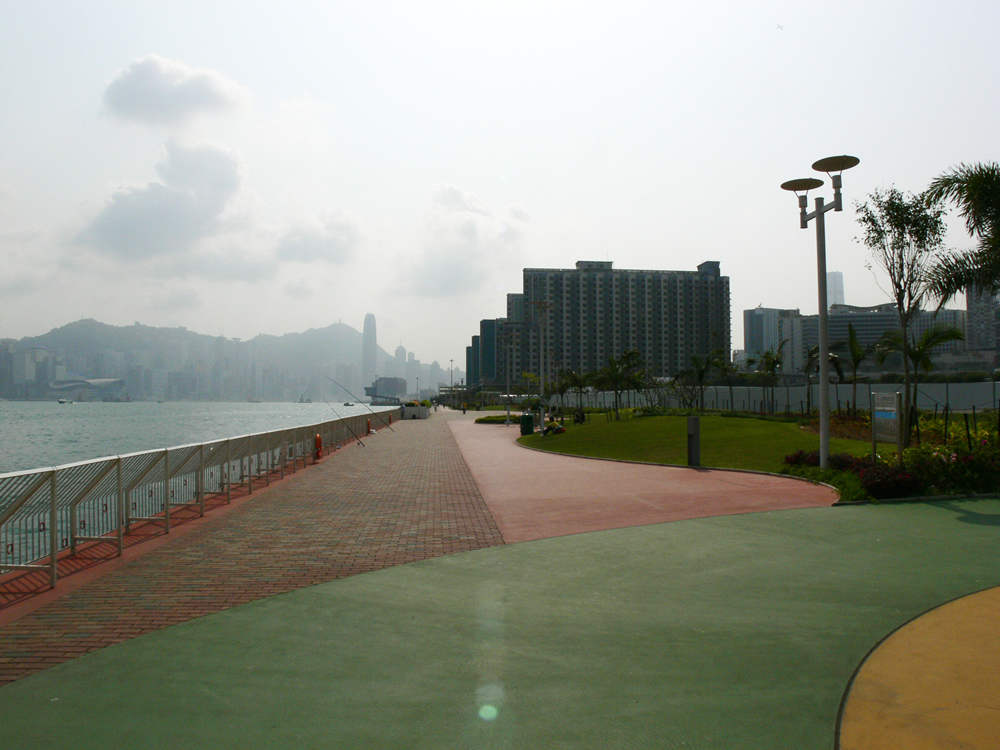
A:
826;272;845;307
394;344;406;379
361;313;377;392
520;260;730;379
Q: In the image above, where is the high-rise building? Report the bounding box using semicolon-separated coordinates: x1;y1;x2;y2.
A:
966;288;999;351
744;307;801;361
827;272;845;306
469;260;730;387
394;344;407;378
522;260;730;378
467;336;480;388
361;313;377;391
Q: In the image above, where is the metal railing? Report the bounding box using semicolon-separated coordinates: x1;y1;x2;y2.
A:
1;411;384;589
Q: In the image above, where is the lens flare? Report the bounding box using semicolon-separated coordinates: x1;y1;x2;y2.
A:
478;704;499;721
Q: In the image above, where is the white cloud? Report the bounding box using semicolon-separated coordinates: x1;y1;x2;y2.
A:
78;140;245;259
276;211;361;264
407;185;529;297
432;185;492;216
103;54;250;126
146;288;202;312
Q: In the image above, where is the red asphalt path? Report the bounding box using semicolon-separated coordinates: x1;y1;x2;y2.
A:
449;415;838;543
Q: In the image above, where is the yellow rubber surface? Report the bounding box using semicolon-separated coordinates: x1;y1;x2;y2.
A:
839;586;1000;749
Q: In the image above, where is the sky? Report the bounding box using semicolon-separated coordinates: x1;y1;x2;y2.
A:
2;1;999;367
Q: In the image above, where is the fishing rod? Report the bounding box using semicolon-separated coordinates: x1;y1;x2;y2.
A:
322;398;366;448
319;372;397;433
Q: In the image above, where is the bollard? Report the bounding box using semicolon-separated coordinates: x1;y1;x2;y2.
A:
687;416;700;467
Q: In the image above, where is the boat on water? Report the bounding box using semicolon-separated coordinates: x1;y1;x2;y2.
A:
57;398;73;405
343;402;354;407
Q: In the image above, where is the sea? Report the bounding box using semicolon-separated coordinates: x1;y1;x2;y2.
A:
0;400;396;475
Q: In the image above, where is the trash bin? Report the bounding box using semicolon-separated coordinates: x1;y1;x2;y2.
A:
520;412;534;436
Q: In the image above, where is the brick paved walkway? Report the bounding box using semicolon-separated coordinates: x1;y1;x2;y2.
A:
0;413;503;685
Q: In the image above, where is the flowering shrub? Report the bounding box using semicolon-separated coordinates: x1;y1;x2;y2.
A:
902;444;1000;495
784;450;922;499
785;438;1000;500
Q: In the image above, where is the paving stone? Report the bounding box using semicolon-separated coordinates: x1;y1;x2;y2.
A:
0;414;503;685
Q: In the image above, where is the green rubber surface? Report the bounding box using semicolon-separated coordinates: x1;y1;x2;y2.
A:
2;500;999;749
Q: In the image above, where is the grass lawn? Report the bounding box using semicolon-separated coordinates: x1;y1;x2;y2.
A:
519;415;875;473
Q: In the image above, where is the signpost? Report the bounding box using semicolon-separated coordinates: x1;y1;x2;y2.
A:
871;392;903;466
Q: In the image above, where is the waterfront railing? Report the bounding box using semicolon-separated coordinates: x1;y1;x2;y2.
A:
0;412;384;590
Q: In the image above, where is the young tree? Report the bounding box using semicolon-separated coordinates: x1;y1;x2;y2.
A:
856;187;946;445
713;348;738;412
687;353;717;411
559;369;592;413
831;322;874;416
803;345;843;415
596;355;627;420
757;341;786;413
877;324;964;409
924;162;1000;301
618;349;645;410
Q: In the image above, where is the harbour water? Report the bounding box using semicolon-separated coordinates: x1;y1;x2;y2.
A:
0;401;395;475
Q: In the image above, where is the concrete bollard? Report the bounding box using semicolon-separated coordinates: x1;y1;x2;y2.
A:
687;416;700;467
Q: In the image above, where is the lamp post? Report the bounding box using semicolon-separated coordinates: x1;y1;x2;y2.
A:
781;155;860;470
449;359;453;408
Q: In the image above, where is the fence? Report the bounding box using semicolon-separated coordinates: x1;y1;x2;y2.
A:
556;381;1000;415
0;411;385;590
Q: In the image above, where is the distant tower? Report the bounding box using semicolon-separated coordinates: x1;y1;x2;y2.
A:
362;313;377;392
827;272;845;307
394;344;406;379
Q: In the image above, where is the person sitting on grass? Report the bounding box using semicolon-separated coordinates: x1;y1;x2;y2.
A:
542;419;566;436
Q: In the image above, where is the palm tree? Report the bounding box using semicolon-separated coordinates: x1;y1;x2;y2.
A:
757;341;786;413
687;353;718;411
617;349;645;410
925;162;1000;302
831;323;874;416
559;369;591;414
877;324;965;417
596;355;628;420
713;348;737;411
803;345;844;416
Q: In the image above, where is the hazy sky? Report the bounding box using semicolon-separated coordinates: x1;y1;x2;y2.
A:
2;2;998;366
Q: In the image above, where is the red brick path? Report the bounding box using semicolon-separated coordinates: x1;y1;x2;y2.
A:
0;414;503;685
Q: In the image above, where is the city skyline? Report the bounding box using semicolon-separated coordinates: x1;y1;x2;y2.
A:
2;4;999;365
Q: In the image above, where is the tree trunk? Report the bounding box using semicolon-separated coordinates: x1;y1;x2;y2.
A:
901;316;912;448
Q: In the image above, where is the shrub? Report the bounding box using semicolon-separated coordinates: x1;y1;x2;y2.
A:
903;443;1000;495
854;462;923;499
783;450;922;500
778;464;869;503
475;414;519;424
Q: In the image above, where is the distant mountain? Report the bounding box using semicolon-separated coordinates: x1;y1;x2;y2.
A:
18;319;211;359
247;323;394;377
11;318;396;400
18;319;393;369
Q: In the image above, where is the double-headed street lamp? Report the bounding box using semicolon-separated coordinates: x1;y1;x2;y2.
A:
781;155;860;470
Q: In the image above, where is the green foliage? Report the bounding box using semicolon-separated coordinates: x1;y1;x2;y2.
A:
519;415;869;473
925;162;1000;302
783;450;923;499
777;464;869;504
475;414;519;424
903;443;1000;495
